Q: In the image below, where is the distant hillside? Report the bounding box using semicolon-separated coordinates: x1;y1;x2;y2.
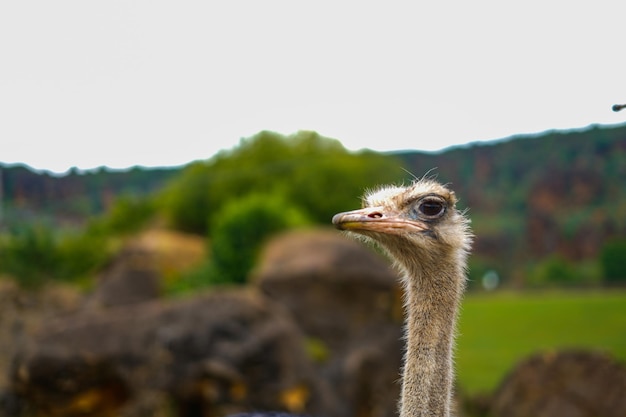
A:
394;123;626;280
0;164;178;227
2;123;625;282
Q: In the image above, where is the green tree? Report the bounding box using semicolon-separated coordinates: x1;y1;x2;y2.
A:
600;239;626;285
161;162;214;234
209;192;311;285
160;130;403;235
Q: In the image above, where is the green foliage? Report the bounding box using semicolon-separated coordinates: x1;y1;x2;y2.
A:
4;125;626;292
0;225;59;288
161;130;403;235
0;224;109;288
600;239;626;284
209;192;311;285
160;162;215;234
0;130;402;290
526;256;600;288
529;255;578;286
98;195;157;234
287;148;400;224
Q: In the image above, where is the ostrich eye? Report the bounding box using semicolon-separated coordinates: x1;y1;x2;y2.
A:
417;198;446;219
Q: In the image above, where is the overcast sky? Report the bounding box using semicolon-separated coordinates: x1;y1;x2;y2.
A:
1;1;624;173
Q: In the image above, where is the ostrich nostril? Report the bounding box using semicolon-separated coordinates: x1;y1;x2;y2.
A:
368;211;383;219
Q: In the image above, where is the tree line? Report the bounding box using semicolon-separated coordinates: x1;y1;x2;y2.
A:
1;125;626;290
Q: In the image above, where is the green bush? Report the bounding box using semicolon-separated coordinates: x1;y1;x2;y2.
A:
600;239;626;285
161;162;214;234
526;255;599;288
0;224;111;288
541;256;577;285
103;195;156;234
55;232;111;284
0;225;59;288
209;192;311;285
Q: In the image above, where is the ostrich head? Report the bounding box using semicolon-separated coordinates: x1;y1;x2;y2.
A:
332;179;472;283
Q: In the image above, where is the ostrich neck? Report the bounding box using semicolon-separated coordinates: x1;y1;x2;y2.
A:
399;257;465;417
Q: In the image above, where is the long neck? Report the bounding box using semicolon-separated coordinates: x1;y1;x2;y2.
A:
398;254;466;417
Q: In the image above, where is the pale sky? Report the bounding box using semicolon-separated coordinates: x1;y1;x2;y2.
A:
1;1;624;174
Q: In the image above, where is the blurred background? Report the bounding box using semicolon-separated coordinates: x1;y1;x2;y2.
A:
1;2;625;417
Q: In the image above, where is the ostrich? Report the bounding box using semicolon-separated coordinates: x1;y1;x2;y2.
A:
332;178;472;417
232;179;470;417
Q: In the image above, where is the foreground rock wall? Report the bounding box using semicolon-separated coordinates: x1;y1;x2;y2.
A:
8;290;336;417
2;229;626;417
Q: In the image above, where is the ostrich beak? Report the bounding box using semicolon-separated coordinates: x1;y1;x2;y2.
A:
332;207;429;234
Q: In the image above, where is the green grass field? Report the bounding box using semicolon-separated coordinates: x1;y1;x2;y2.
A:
455;290;626;395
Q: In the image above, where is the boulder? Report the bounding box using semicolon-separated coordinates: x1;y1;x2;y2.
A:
8;290;337;417
89;246;161;308
252;229;405;417
0;280;82;391
490;349;626;417
88;229;206;308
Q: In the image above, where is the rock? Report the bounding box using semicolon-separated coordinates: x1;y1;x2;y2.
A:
253;229;403;350
88;229;206;308
89;246;161;308
0;280;82;396
126;229;206;277
252;229;405;417
8;290;338;417
490;349;626;417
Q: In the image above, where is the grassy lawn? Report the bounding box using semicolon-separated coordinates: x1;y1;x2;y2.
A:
455;289;626;395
